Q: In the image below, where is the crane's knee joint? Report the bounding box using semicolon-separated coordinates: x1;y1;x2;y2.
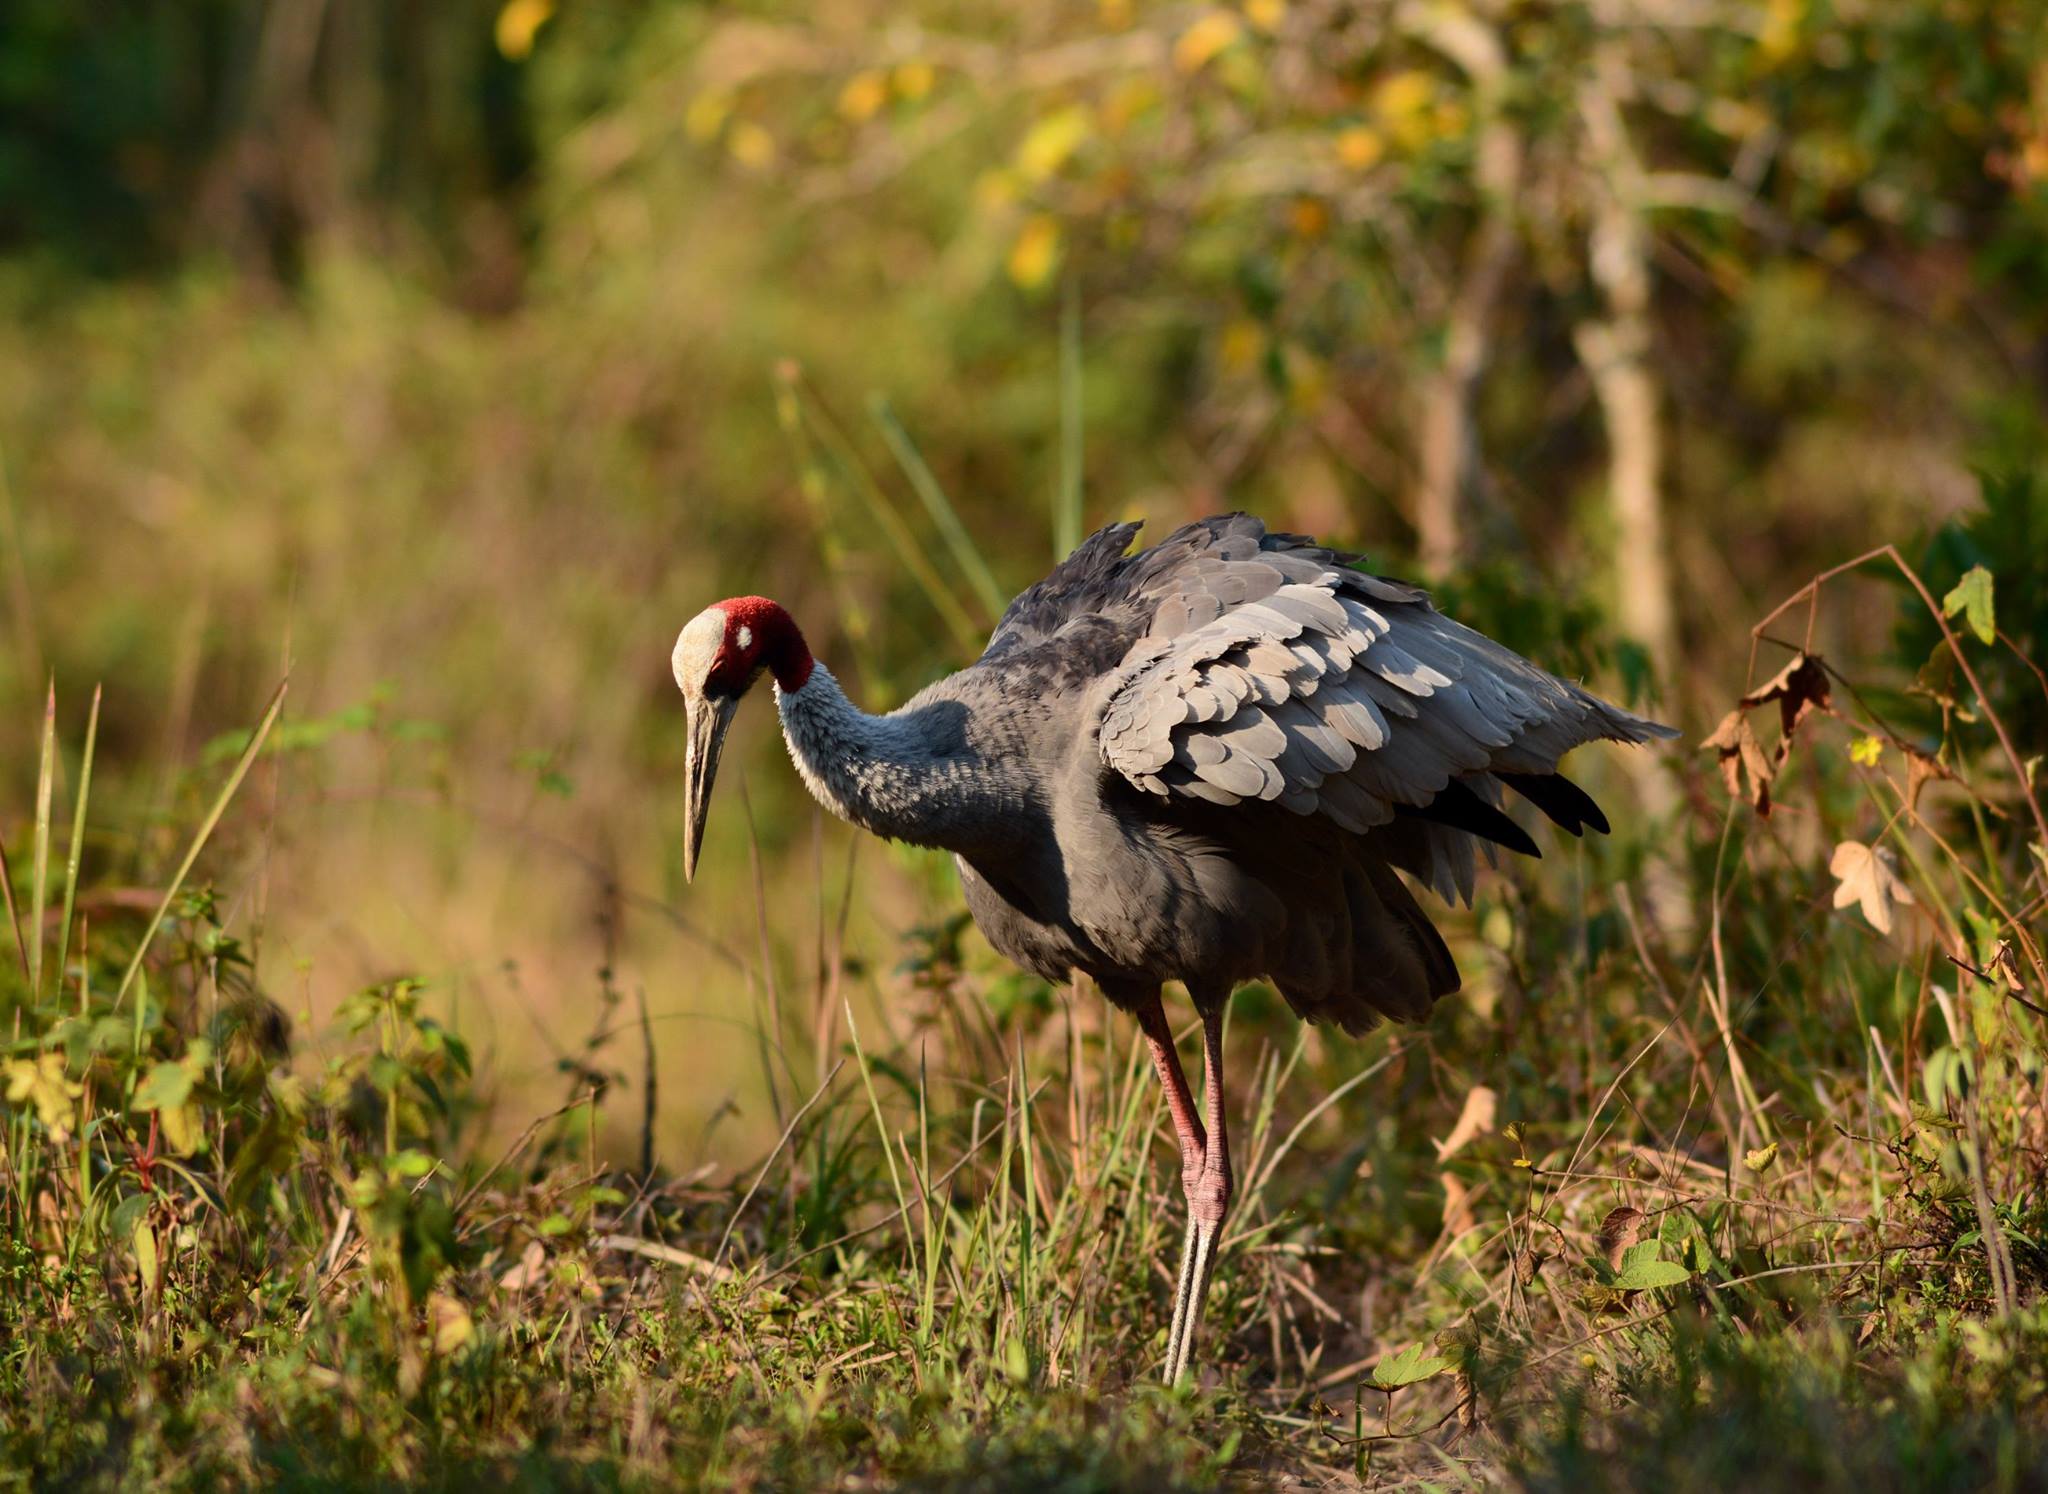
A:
1191;1163;1233;1225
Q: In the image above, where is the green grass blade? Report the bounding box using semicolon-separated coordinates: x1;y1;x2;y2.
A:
774;363;883;685
844;998;911;1262
1015;1040;1037;1377
0;824;26;986
1054;277;1084;562
53;684;99;1004
788;371;983;658
113;677;289;1016
869;397;1007;622
28;679;54;996
916;1044;944;1353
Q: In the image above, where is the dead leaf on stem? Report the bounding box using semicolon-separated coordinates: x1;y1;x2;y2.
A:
1905;745;1950;814
1434;1084;1497;1161
1703;710;1777;813
1704;652;1834;815
1746;652;1833;736
1597;1205;1645;1270
1830;840;1915;934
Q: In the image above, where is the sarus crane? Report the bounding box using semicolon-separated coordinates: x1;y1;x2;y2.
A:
673;512;1675;1385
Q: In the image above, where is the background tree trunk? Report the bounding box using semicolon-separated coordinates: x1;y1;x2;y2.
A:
1574;47;1679;688
1404;5;1520;578
1574;44;1690;936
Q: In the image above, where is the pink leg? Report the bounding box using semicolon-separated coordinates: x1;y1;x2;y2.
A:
1138;988;1235;1385
1136;992;1206;1189
1193;1004;1233;1231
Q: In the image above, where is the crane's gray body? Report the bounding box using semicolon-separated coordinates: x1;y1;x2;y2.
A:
775;514;1673;1033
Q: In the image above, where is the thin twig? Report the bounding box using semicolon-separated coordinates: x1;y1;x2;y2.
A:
715;1059;845;1268
456;1094;595;1222
599;1234;736;1282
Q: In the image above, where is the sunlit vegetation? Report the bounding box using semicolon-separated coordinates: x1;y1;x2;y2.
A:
4;1;2048;1488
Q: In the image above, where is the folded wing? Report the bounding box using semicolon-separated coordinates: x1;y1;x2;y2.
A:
1098;519;1677;902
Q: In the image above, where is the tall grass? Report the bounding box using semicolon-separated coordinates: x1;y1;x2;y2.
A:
4;485;2048;1488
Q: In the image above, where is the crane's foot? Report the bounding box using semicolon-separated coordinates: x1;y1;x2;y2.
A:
1161;1164;1231;1386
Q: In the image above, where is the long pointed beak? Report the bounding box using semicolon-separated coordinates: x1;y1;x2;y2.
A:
683;692;740;883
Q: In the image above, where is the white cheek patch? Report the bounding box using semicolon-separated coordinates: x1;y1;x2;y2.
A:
673;608;727;693
736;625;752;652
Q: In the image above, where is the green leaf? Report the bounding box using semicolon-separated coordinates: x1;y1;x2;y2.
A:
1923;1044;1972;1109
158;1102;203;1155
131;1059;194;1113
1610;1241;1694;1291
1680;1229;1721;1276
1371;1342;1456;1389
389;1149;437;1178
107;1191;147;1242
1941;565;1996;646
133;1218;159;1296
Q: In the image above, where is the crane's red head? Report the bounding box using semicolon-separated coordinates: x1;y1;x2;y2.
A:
673;595;813;698
672;597;812;883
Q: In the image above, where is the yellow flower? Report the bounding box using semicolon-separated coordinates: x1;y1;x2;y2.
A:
1245;0;1286;33
838;70;889;123
1007;216;1063;290
1336;126;1384;170
685;92;730;144
494;0;555;61
1373;70;1437;151
894;61;937;102
1016;106;1093;182
727;121;777;170
1174;11;1243;74
1760;0;1804;63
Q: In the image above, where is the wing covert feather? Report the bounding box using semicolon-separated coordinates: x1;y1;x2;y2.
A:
1095;518;1676;897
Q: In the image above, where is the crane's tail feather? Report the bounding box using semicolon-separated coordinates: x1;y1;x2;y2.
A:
1497;771;1611;837
1282;861;1459;1036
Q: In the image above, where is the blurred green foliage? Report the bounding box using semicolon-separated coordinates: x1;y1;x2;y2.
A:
2;9;2048;1481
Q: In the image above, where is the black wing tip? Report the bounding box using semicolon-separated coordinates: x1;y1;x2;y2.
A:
1399;780;1543;859
1499;771;1611;838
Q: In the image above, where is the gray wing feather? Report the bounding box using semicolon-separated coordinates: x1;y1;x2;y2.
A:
1098;517;1675;900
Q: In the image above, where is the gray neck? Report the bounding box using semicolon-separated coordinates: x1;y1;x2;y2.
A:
775;664;1025;854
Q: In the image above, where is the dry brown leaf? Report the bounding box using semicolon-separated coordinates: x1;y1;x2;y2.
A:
1434;1084;1498;1161
1989;940;2025;994
1905;746;1951;814
498;1239;547;1291
1703;710;1776;814
1456;1368;1481;1432
1512;1246;1544;1286
1830;840;1915;934
426;1291;474;1356
1742;652;1832;738
1440;1171;1476;1235
1596;1205;1646;1270
1704;653;1836;816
